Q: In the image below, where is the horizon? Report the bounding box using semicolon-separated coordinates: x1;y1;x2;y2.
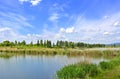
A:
0;39;118;45
0;0;120;44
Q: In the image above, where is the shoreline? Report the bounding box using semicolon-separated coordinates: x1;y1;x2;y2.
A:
0;47;120;57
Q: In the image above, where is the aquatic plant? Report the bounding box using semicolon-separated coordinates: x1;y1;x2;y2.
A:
57;55;120;79
57;63;100;79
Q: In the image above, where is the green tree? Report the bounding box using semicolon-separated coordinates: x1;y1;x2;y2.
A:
69;42;75;48
2;40;11;46
44;40;47;47
14;40;17;45
46;40;51;48
40;40;43;47
21;40;26;45
30;41;33;46
65;41;68;47
56;40;60;47
37;40;40;46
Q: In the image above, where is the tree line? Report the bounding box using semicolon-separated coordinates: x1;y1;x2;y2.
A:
0;40;105;48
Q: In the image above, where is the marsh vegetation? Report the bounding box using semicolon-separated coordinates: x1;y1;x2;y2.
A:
57;52;120;79
0;40;120;79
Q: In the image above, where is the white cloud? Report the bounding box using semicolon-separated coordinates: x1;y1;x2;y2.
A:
0;11;35;42
103;15;109;19
44;17;120;43
49;13;59;22
44;12;120;43
19;0;29;4
0;27;17;41
55;34;65;39
19;0;42;6
66;27;75;33
30;0;42;6
69;12;120;43
103;32;113;35
60;28;65;33
0;27;11;32
0;27;44;43
1;3;120;44
113;21;120;27
0;12;33;31
59;27;75;33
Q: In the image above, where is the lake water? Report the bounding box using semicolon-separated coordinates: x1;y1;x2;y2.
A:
0;54;106;79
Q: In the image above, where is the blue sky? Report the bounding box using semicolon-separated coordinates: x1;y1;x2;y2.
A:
0;0;120;44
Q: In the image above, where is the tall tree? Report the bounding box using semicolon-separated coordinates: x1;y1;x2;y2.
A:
46;40;51;48
21;40;26;45
37;40;40;46
30;41;33;46
40;40;43;47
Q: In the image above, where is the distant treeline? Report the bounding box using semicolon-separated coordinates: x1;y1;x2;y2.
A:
0;40;105;48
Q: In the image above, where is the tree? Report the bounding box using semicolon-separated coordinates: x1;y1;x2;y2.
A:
21;40;26;45
69;42;75;48
37;40;40;46
30;41;33;46
44;40;47;47
65;41;68;47
56;40;60;47
2;40;11;46
40;40;43;47
15;40;17;45
53;43;56;48
46;40;51;48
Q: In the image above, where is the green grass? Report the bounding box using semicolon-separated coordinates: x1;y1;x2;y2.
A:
57;63;100;79
57;55;120;79
93;55;120;79
98;66;120;79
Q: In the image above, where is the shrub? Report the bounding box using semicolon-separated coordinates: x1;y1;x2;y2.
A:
99;61;113;70
57;63;100;79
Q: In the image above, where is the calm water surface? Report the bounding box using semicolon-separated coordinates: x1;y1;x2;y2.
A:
0;54;107;79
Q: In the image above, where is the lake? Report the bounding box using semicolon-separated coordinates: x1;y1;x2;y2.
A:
0;54;107;79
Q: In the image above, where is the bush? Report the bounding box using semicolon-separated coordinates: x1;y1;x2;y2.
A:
57;63;100;79
99;61;113;70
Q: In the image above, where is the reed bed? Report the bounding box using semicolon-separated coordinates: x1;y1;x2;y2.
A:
0;47;120;58
57;55;120;79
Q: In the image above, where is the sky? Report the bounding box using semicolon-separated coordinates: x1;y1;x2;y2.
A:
0;0;120;44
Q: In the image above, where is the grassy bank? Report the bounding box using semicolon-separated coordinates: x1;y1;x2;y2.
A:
0;47;120;58
57;63;100;79
57;54;120;79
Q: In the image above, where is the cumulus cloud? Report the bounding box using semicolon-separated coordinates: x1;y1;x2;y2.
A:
113;21;120;27
0;27;17;41
45;12;120;43
42;11;120;43
60;27;75;33
19;0;42;6
66;27;75;33
0;27;44;43
30;0;42;6
69;12;120;43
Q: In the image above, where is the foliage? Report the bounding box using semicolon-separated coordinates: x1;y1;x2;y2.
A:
57;55;120;79
0;40;106;48
57;63;100;79
99;61;113;70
